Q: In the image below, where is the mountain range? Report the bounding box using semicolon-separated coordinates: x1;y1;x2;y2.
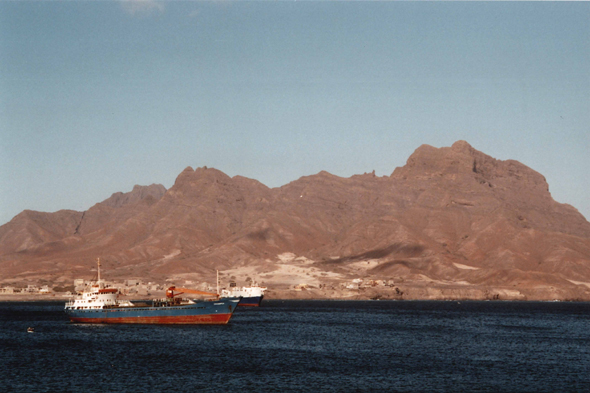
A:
1;141;589;300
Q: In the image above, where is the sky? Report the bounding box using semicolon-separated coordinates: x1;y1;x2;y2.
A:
1;1;589;226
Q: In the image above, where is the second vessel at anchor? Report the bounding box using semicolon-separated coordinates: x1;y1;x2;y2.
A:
221;282;267;307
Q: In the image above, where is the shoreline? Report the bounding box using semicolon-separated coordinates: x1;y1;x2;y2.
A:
4;279;590;302
2;291;590;303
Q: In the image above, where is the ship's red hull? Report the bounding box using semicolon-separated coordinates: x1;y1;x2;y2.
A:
69;313;232;325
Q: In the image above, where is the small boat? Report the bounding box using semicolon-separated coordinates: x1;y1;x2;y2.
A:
27;327;35;333
221;282;267;307
64;259;240;324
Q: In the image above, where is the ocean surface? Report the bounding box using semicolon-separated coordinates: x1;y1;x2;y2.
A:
1;300;590;392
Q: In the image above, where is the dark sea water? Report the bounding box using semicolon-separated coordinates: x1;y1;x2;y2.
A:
1;300;590;392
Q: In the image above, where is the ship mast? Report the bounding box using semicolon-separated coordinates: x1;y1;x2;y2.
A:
216;270;219;295
97;258;101;283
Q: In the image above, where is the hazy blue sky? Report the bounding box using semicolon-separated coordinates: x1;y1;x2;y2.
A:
1;1;589;225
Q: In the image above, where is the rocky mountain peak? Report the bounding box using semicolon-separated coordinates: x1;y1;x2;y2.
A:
101;184;167;209
391;141;549;194
391;141;482;179
164;166;251;208
172;166;231;187
450;139;475;153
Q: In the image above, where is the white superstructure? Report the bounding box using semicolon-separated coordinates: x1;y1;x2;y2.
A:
64;259;130;311
221;284;267;298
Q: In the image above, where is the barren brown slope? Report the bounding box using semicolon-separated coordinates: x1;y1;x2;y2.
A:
1;141;589;300
0;185;166;280
116;141;590;293
0;209;83;255
75;184;166;237
380;141;590;289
